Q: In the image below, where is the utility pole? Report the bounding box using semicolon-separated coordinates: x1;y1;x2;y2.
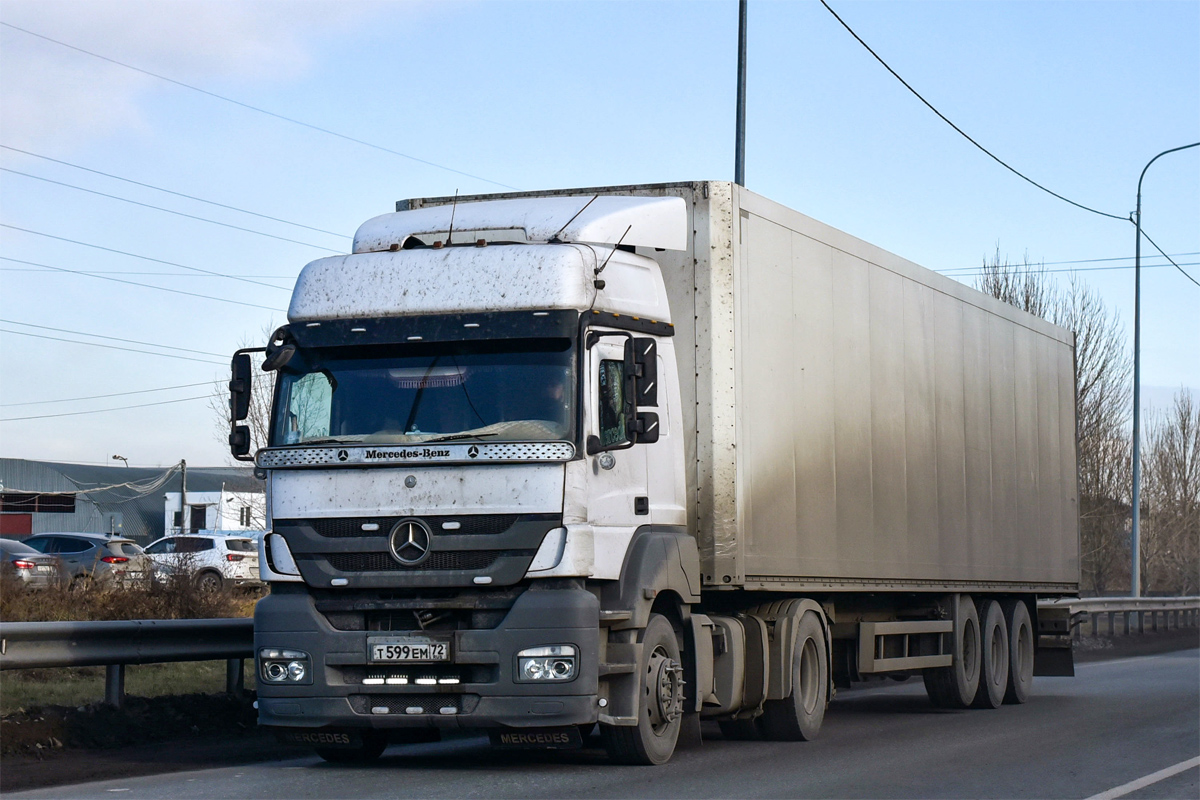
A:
179;459;188;534
1129;140;1198;598
734;0;748;186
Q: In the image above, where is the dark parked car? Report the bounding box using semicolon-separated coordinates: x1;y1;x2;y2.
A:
21;533;149;588
0;538;63;588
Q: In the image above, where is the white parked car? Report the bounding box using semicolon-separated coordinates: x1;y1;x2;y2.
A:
143;534;262;592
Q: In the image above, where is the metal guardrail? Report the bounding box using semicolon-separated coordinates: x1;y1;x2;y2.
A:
0;618;253;707
1039;596;1200;639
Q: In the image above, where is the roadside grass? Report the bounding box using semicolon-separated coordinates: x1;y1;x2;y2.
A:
0;573;261;622
1;661;258;715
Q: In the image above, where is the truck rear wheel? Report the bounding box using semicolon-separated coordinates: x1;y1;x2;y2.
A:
602;613;684;765
1001;599;1034;704
923;595;981;708
757;610;828;740
971;599;1009;709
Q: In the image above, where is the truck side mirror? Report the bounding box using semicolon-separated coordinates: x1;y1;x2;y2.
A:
230;353;252;422
632;337;658;407
229;425;251;457
636;412;660;444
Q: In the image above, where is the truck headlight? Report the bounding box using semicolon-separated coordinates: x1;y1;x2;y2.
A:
517;644;577;682
260;648;312;685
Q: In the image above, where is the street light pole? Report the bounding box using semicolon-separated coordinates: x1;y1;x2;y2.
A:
1129;141;1199;598
734;0;748;187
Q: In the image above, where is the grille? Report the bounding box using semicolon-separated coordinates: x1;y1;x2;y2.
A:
280;515;520;538
348;694;480;715
324;550;502;572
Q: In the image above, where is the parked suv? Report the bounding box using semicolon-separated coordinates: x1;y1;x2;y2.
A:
143;534;262;592
20;533;149;588
0;538;64;588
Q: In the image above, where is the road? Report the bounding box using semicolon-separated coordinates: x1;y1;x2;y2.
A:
12;648;1198;799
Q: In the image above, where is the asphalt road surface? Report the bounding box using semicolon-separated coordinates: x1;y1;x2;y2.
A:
12;648;1198;800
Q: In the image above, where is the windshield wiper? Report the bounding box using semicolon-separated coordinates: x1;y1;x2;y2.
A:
300;436;361;445
423;432;500;443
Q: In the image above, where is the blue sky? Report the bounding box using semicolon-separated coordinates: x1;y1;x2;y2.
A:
1;0;1196;467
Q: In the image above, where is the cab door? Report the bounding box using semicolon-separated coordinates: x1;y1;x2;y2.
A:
584;336;648;578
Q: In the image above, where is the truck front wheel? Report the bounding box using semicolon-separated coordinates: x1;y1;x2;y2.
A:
758;610;828;740
602;613;684;765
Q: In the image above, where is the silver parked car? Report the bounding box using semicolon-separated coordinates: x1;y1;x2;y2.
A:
20;533;149;588
0;538;63;589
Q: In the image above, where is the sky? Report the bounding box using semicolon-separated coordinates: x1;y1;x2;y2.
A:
0;0;1196;468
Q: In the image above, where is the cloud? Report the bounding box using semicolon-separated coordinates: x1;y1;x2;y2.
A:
0;0;385;151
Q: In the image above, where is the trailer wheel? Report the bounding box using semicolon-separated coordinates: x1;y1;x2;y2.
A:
923;595;981;708
971;599;1009;709
1001;599;1034;704
315;730;388;763
757;610;828;740
601;613;683;765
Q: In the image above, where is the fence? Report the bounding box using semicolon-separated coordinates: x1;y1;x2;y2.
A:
0;618;253;707
1038;596;1200;640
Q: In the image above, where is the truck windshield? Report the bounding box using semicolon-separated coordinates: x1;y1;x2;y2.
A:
271;338;575;446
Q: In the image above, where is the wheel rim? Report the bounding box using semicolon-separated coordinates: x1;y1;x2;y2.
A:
962;618;979;683
645;645;683;735
1017;620;1033;679
798;637;820;714
989;625;1004;685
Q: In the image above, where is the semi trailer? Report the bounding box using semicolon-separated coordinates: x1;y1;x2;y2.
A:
232;181;1079;765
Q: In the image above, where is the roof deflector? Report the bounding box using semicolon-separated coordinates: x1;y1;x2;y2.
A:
353;195;687;254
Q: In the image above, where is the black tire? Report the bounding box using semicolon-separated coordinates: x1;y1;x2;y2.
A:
757;610;828;740
315;730;388;763
923;595;981;708
971;599;1009;709
195;570;223;593
602;613;684;765
1001;599;1034;704
717;718;761;740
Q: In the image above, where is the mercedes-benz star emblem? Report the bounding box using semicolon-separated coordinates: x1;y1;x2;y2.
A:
467;445;479;458
337;449;349;462
388;519;432;566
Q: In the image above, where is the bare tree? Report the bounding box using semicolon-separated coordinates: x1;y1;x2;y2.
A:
976;249;1132;595
1140;389;1200;595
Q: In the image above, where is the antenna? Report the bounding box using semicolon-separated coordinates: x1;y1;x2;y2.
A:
549;194;599;243
593;224;633;289
445;189;460;245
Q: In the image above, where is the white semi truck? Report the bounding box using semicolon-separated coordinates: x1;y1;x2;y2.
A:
231;181;1078;765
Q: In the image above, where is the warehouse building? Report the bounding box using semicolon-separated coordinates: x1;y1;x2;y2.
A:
0;458;264;544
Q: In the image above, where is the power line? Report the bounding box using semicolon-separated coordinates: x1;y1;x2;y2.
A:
818;0;1128;222
0;268;293;280
0;395;209;423
0;256;284;311
939;251;1199;274
0;223;291;292
1;380;215;407
0;21;517;191
2;168;341;253
0;328;226;365
939;261;1199;277
0;319;226;358
1140;229;1200;288
0;144;350;239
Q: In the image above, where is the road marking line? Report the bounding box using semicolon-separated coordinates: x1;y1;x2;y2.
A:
1084;756;1200;800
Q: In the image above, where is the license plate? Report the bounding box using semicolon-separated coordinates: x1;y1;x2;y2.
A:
368;636;450;663
37;565;55;573
490;727;584;750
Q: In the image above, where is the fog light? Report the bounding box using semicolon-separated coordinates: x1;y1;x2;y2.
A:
259;648;312;685
517;644;577;682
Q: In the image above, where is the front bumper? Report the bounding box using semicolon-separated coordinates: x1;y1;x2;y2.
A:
255;582;599;731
